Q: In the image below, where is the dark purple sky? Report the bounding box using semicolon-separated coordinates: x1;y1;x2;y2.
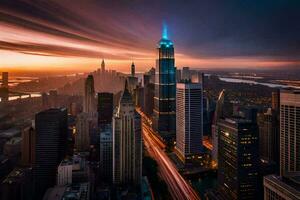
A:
0;0;299;73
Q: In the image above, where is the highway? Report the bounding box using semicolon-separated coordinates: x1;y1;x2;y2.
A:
137;108;200;200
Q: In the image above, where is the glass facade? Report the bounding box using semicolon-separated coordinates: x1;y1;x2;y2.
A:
153;37;176;141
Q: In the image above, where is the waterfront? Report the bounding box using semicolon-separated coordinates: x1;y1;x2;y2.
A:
219;77;300;89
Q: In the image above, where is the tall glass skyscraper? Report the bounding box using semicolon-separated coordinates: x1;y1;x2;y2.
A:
153;25;176;141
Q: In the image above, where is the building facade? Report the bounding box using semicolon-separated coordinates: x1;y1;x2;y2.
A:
99;124;113;183
153;27;176;141
34;108;68;199
280;90;300;177
113;81;142;187
83;75;96;113
263;175;300;200
176;82;203;162
97;92;113;126
218;118;259;200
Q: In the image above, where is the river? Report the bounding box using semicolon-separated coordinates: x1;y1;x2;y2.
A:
219;77;300;89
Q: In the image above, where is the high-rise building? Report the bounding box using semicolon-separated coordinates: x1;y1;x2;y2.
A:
176;82;203;162
272;90;280;112
263;175;300;200
280;90;300;177
75;112;98;152
131;62;135;77
211;90;232;163
34;108;68;199
257;108;279;166
1;72;8;88
153;25;176;141
57;159;73;186
143;74;154;117
101;59;105;72
113;81;142;187
21;126;35;166
99;124;113;183
97;92;113;126
176;69;182;82
1;167;33;200
218;118;259;200
83;75;96;113
182;67;190;81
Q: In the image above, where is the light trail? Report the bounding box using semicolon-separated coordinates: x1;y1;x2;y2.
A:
138;108;200;200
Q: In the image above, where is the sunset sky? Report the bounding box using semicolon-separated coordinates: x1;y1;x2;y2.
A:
0;0;300;74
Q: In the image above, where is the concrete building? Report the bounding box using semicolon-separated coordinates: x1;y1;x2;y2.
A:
113;81;142;187
176;82;203;162
21;126;35;166
1;72;8;88
83;75;96;113
99;124;113;183
263;175;300;200
75;112;97;152
57;160;73;186
97;92;113;126
280;90;300;177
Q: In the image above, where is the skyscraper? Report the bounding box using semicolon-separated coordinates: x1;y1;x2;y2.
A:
83;75;96;113
153;25;176;141
182;67;190;81
99;124;113;183
113;81;142;187
1;72;8;88
75;112;91;152
280;90;300;177
34;108;68;199
143;74;154;117
101;59;105;72
131;62;135;77
176;82;203;162
218;118;259;200
21;126;35;167
257;108;279;165
97;92;113;126
211;90;232;163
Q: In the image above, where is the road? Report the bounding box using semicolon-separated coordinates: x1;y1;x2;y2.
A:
137;109;200;200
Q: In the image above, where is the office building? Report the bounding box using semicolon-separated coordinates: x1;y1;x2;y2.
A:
1;72;8;88
176;82;203;162
34;108;68;199
182;67;190;81
218;118;259;200
131;62;135;77
280;90;300;177
176;69;182;82
257;108;279;165
211;90;232;163
143;74;154;117
153;26;176;141
263;175;300;200
101;59;105;72
1;167;33;200
83;75;96;113
75;112;98;152
21;126;35;166
97;92;113;126
99;124;113;183
113;81;142;186
57;159;73;186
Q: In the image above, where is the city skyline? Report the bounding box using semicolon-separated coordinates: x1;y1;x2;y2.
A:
1;1;300;74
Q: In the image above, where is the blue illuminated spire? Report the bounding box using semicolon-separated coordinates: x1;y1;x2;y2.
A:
162;23;168;40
